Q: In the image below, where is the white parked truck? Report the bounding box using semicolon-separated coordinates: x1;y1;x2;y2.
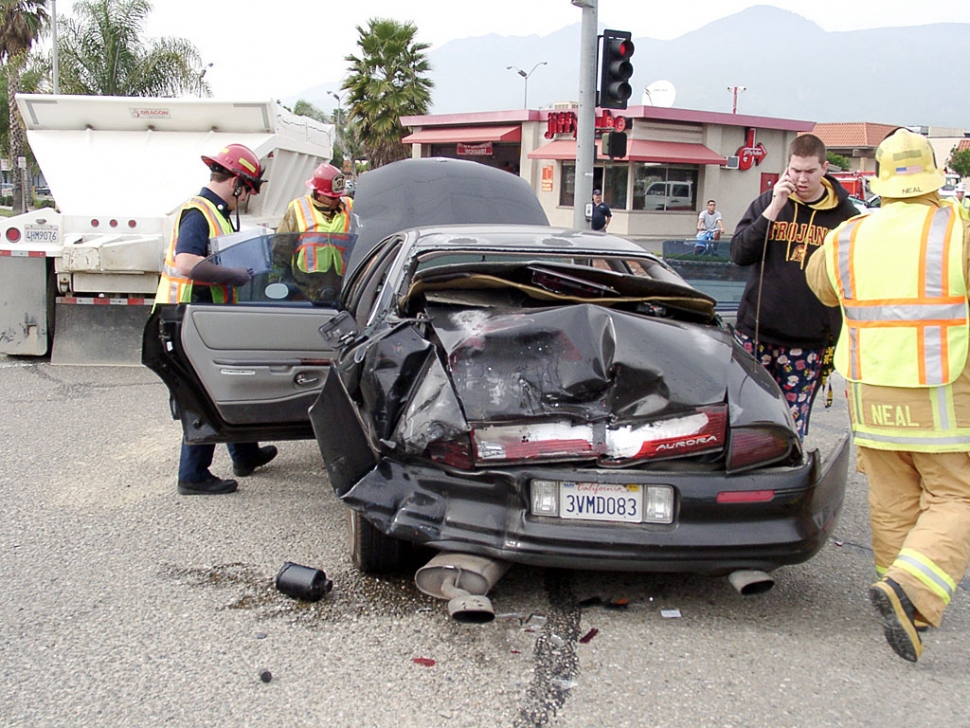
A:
0;94;334;365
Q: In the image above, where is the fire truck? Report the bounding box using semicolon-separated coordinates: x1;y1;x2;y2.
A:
0;94;333;366
830;171;874;200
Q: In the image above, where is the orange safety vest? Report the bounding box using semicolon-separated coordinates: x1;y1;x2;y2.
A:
289;195;353;275
155;196;235;305
826;203;968;388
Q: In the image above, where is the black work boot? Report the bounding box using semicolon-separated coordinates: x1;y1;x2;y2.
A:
232;445;278;477
869;577;923;662
177;475;239;496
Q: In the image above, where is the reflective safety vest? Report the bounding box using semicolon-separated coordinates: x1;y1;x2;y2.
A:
289;196;353;275
940;197;970;222
826;203;970;451
826;203;968;388
154;196;235;305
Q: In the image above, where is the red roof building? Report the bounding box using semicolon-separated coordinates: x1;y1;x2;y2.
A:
812;122;899;173
401;105;814;239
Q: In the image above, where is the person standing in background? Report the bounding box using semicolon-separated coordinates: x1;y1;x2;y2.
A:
591;189;611;231
730;134;858;439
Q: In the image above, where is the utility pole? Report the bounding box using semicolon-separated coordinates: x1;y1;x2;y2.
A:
52;0;59;94
571;0;598;229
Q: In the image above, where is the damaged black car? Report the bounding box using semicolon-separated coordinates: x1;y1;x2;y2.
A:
145;158;849;614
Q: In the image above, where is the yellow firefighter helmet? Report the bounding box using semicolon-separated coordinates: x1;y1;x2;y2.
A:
870;128;945;198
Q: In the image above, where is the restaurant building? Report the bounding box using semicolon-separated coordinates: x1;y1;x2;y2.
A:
401;105;814;239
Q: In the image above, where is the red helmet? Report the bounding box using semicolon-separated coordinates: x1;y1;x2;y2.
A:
201;143;267;194
306;163;346;199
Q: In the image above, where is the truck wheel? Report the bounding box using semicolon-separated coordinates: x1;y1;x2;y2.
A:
348;510;406;574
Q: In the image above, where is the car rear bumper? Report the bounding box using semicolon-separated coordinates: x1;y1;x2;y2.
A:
337;434;850;574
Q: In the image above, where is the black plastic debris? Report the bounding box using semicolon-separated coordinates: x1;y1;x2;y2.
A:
258;668;272;683
275;562;333;602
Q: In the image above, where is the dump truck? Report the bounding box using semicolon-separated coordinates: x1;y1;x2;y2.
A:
0;94;333;366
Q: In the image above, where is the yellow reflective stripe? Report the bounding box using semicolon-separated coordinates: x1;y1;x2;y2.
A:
842;302;966;322
932;383;955;432
850;380;864;423
155;196;234;306
836;218;863;300
875;564;889;577
294;197;315;230
293;195;351;233
853;429;970;448
894;548;956;604
294;242;345;275
922;206;951;298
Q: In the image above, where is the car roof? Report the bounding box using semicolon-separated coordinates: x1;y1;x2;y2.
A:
349;157;549;273
403;224;657;257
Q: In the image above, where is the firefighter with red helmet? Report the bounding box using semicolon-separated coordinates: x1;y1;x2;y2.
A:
272;163;356;303
156;143;277;495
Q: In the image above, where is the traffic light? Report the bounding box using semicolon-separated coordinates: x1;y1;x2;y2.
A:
599;30;635;109
601;131;627;159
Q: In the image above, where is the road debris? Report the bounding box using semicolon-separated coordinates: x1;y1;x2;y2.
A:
579;628;599;644
275;562;333;602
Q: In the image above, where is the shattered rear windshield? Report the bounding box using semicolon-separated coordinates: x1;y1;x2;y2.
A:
406;250;717;322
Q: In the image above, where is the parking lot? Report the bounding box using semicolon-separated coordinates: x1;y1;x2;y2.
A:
1;356;968;727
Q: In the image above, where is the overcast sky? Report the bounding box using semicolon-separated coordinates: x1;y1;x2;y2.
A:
46;0;970;101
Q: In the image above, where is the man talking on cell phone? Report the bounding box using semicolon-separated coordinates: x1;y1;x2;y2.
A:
730;134;858;440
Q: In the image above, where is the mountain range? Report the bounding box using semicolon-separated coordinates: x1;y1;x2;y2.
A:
289;5;967;129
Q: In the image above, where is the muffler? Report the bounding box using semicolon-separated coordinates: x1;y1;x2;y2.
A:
728;569;775;596
415;553;510;623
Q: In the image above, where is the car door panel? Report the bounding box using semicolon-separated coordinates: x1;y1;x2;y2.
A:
180;305;337;426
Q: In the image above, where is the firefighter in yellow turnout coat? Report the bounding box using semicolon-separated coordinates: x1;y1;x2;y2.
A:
807;128;970;662
273;163;355;303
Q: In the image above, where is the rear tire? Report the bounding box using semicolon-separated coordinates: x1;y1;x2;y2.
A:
348;509;406;574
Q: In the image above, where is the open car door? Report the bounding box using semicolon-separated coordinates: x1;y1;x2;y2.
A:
143;231;355;444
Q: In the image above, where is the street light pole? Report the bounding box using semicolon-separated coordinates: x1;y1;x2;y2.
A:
727;85;746;114
327;90;346;160
198;62;213;97
505;62;547;109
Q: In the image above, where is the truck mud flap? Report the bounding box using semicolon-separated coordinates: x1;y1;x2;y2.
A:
51;297;153;367
0;253;50;357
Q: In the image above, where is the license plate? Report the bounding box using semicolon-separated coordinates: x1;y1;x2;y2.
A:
559;482;642;523
25;225;58;243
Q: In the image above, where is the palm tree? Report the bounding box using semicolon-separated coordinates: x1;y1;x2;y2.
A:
0;51;48;189
0;0;49;212
343;18;433;169
291;98;345;170
57;0;204;97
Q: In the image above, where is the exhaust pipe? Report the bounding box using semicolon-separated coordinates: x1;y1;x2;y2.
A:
415;553;510;623
728;569;775;596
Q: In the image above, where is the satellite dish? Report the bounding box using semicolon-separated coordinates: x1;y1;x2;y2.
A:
643;80;676;108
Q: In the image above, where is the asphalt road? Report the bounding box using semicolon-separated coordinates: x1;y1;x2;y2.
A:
1;357;967;727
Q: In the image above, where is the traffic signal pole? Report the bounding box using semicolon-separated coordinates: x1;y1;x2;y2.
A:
571;0;598;229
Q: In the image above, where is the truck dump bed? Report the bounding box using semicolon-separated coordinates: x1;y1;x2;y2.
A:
1;95;334;364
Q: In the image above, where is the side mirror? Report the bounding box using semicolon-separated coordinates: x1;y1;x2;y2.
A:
319;310;360;347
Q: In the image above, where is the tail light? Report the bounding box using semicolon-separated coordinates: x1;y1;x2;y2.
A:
5;226;20;242
427;437;474;469
725;426;796;473
427;405;727;469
